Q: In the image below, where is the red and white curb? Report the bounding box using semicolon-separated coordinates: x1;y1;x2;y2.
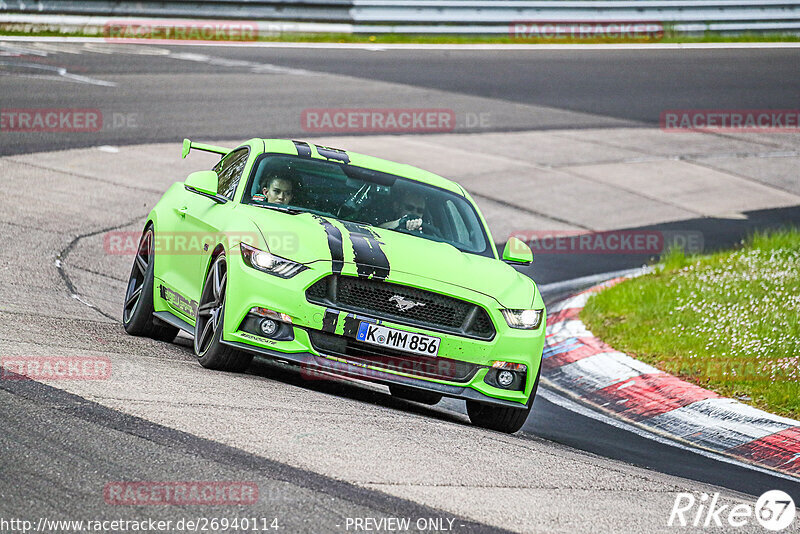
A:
542;277;800;478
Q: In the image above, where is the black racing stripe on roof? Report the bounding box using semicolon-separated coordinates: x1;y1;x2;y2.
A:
292;140;312;157
312;216;344;275
342;222;389;281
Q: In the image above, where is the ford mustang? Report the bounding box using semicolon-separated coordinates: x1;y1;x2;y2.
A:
122;138;546;433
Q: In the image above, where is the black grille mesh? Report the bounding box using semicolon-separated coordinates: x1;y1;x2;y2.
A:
306;275;495;339
306;278;327;299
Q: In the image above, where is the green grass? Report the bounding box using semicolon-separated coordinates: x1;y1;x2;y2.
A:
1;28;800;44
581;228;800;419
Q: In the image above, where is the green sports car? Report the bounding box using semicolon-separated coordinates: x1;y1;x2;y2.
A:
123;138;546;433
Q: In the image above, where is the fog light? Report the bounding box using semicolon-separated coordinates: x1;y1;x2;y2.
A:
260;319;278;336
497;370;515;388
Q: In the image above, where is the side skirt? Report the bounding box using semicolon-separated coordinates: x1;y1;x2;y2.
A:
153;310;195;337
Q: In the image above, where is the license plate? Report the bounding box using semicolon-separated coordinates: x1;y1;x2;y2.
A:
356;322;440;357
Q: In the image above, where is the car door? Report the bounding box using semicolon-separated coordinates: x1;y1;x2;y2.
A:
159;148;249;321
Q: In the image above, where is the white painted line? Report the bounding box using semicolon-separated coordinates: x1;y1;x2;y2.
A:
547;293;594;314
545;318;592;343
3;36;800;50
550;351;659;391
165;50;313;76
537;387;800;483
0;60;117;87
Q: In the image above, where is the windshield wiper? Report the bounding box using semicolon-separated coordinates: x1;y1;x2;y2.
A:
251;204;305;215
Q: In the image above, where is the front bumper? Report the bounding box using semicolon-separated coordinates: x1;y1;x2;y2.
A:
220;339;531;409
223;257;546;407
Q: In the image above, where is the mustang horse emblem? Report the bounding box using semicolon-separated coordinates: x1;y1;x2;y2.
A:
389;295;426;312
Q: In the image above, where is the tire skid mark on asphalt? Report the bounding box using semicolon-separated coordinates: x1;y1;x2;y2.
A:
67;263;127;283
56;213;148;321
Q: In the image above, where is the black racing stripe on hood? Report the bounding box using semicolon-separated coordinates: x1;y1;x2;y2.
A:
342;314;361;338
292;140;312;157
322;308;338;333
312;216;344;275
342;222;390;281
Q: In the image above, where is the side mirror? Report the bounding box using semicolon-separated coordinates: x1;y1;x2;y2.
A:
502;237;533;265
185;170;219;197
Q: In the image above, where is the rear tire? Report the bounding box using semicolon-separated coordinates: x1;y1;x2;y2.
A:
122;226;178;342
389;384;443;405
193;253;253;372
466;365;541;433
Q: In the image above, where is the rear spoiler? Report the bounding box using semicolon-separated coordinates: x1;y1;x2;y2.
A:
181;138;231;159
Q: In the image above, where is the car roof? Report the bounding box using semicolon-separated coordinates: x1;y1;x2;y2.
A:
249;138;465;196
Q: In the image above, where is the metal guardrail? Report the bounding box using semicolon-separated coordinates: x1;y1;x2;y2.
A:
0;1;354;22
1;0;799;33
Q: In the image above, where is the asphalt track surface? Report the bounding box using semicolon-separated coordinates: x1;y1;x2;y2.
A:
1;41;799;532
2;42;800;155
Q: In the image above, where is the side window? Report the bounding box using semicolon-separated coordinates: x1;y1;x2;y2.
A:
214;148;249;200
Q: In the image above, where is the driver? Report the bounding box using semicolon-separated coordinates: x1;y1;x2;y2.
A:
379;189;428;233
259;171;295;205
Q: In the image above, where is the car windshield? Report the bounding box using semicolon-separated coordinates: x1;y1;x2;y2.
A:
242;154;493;257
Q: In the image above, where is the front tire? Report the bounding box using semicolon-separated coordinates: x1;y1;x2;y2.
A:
193;253;253;372
466;366;541;433
122;226;178;342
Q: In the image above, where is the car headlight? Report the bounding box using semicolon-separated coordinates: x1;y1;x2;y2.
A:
240;243;307;279
501;308;544;329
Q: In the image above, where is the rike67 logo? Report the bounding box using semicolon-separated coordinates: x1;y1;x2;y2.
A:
669;490;796;530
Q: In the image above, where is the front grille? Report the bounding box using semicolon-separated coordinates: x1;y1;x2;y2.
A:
308;330;480;383
306;275;495;340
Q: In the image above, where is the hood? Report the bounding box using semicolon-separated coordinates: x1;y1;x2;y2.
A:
241;206;536;308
